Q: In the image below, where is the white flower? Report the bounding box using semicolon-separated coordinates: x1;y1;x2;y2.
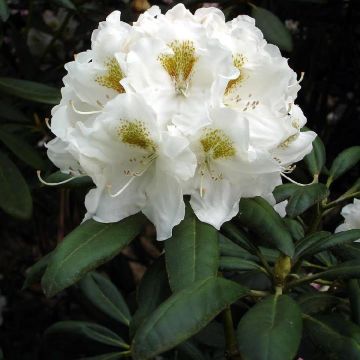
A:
45;4;317;239
71;93;196;240
335;199;360;240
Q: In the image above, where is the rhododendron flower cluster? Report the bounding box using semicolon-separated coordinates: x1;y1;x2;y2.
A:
45;4;316;240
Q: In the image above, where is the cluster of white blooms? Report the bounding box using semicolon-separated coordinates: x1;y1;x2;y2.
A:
45;4;316;240
336;199;360;238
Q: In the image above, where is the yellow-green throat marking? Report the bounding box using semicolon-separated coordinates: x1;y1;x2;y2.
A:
117;120;156;152
159;40;198;95
96;57;125;93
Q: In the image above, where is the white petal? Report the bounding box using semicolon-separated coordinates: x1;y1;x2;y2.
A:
142;170;185;240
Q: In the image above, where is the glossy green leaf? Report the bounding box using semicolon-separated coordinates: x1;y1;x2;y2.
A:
22;252;53;290
294;231;331;258
52;0;76;10
313;260;360;281
195;322;225;348
286;183;329;218
177;340;207;360
0;0;9;22
219;234;257;260
298;293;341;315
0;101;29;123
42;215;146;297
251;6;293;51
130;257;170;338
297;230;360;259
283;218;304;241
349;279;360;325
304;135;326;176
221;222;257;254
132;277;249;359
329;146;360;183
79;272;131;326
44;171;93;188
0;77;60;104
304;314;360;359
273;183;298;203
219;257;264;272
45;321;128;349
239;197;294;256
237;295;302;360
80;353;126;360
0;128;45;169
0;151;32;219
165;206;219;292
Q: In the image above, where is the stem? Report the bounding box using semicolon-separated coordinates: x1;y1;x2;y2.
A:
119;350;132;358
323;191;360;210
250;289;269;297
285;271;332;290
222;306;242;360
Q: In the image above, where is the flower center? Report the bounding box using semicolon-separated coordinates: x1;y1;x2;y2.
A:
95;57;125;93
225;54;247;96
117;120;156;152
158;40;198;95
200;128;236;160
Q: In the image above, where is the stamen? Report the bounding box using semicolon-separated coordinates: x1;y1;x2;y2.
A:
280;171;316;187
107;155;157;198
289;72;305;88
70;100;102;115
37;170;82;186
45;117;51;130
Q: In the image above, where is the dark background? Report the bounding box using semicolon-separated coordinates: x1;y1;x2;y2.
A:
0;0;359;358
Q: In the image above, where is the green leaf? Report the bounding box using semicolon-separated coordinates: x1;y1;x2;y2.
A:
237;295;302;360
221;222;257;254
349;279;360;325
285;183;329;218
132;277;249;359
0;0;10;22
298;293;341;315
165;206;219;292
42;215;146;297
130;257;170;338
219;234;257;260
251;6;293;51
294;231;331;259
195;322;225;348
329;146;360;183
283;218;304;241
52;0;77;10
23;252;53;290
0;100;29;123
79;272;131;326
296;230;360;259
177;340;207;360
0;128;45;169
304;314;360;359
0;151;32;219
45;321;128;349
313;260;360;281
219;257;264;272
44;171;93;188
0;77;60;104
273;183;299;203
238;197;294;256
304;135;326;176
80;353;127;360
